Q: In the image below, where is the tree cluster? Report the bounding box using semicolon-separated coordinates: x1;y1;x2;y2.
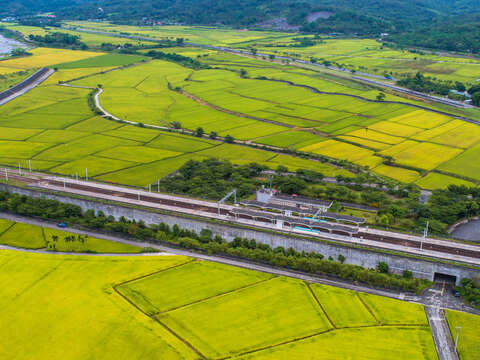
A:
458;278;480;308
396;72;458;96
145;50;210;70
160;158;266;200
28;32;88;50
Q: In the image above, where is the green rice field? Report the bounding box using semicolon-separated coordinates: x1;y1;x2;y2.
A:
0;218;142;253
446;310;480;360
0;250;441;360
1;24;480;189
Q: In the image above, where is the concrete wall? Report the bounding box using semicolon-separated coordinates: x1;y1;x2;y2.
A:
3;184;479;285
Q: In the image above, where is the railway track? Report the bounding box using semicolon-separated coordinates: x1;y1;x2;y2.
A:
2;171;480;262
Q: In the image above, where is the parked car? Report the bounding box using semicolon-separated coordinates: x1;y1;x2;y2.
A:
56;222;67;228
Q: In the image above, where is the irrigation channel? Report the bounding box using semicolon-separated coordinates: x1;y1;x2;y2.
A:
0;33;25;56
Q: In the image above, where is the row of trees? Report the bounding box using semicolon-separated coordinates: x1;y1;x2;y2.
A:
28;32;88;50
396;72;463;96
0;190;430;293
145;50;209;70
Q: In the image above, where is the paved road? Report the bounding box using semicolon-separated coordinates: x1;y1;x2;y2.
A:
426;305;459;360
0;68;54;106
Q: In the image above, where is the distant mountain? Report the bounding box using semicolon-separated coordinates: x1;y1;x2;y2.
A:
0;0;93;17
3;0;480;52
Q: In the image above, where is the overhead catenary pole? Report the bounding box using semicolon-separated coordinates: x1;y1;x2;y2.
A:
421;221;429;251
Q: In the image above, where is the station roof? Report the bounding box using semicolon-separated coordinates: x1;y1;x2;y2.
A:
241;200;365;224
232;208;359;234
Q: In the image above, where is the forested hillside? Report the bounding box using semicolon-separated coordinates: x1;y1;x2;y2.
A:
3;0;480;52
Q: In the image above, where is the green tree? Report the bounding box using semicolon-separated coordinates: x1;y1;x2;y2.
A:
472;92;480;107
376;92;386;101
195;127;204;137
171;121;182;129
377;262;389;274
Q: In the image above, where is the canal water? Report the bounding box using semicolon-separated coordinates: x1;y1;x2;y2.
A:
0;33;25;56
451;219;480;242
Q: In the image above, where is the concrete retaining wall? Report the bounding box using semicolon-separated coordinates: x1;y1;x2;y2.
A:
3;184;479;284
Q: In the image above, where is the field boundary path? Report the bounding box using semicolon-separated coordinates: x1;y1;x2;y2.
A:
1;211;480;317
426;306;459;360
0;67;54;106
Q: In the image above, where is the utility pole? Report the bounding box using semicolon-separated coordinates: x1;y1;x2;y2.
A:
158;179;160;193
455;326;461;353
29;160;32;173
5;168;8;182
85;168;88;181
18;163;22;176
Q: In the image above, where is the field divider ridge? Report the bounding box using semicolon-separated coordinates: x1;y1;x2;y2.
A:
356;293;381;325
113;258;196;289
305;282;337;329
219;328;335;360
111;262;208;359
154;275;277;316
0;221;16;240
